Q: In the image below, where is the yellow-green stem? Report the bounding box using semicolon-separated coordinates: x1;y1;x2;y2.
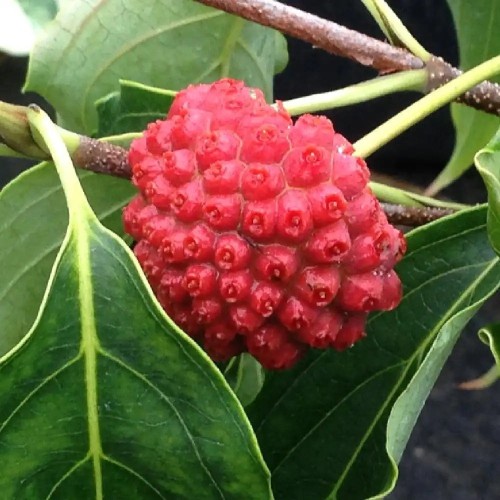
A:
27;106;94;224
354;55;500;158
279;69;427;116
360;0;430;61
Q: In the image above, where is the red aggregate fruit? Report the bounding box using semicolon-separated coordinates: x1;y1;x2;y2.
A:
124;78;406;370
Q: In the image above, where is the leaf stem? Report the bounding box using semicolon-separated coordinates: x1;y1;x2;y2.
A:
370;181;469;210
458;364;499;390
279;69;426;116
360;0;430;61
26;106;94;223
354;55;500;158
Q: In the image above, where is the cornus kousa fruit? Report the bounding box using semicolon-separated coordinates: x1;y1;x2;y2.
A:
123;78;406;370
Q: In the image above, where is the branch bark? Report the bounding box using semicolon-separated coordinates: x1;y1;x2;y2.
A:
380;203;455;226
195;0;500;116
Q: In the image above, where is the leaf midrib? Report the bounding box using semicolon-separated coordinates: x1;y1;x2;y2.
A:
73;222;103;499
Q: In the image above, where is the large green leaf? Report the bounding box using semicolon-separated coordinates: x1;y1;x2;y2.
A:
475;126;500;255
25;0;287;133
0;163;135;356
248;206;500;500
0;110;272;498
426;0;500;195
95;80;176;137
0;207;272;499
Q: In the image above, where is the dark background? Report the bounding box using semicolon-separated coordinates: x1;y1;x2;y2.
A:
1;1;499;498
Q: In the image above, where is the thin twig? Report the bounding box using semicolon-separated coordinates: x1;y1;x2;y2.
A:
195;0;500;116
72;136;130;178
381;202;455;226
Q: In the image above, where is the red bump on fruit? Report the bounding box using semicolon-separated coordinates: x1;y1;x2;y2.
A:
160;228;189;264
182;264;217;298
204;321;245;361
332;314;367;351
144;175;174;211
132;156;163;190
240;163;285;200
345;190;380;236
170;109;212;149
240;123;290;164
276;190;313;242
282;145;331;187
219;270;253;303
247;324;304;370
254;244;299;283
192;297;222;325
332;153;369;199
214;233;251;271
277;296;319;333
230;305;264;333
195;130;241;171
295;309;343;348
158;268;188;303
170;179;204;223
249;282;284;317
183;224;215;261
162;149;196;186
294;266;341;307
289;114;335;149
336;272;385;312
241;199;277;241
143;214;176;247
304;219;351;264
202;160;245;194
307;183;347;226
203;194;242;230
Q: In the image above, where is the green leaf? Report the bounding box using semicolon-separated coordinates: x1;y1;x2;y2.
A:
248;206;500;500
0;163;135;356
225;354;266;407
427;0;500;195
479;323;500;368
0;213;272;498
475;126;500;255
25;0;288;133
95;80;176;137
18;0;58;31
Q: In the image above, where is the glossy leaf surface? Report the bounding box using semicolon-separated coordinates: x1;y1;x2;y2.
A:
475;126;500;255
95;80;175;137
25;0;287;133
427;0;500;194
0;163;135;356
0;174;271;499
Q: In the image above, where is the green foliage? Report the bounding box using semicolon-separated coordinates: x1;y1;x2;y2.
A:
0;164;135;356
427;0;500;195
18;0;58;30
475;126;500;255
247;206;500;500
95;80;176;137
0;198;271;499
24;0;288;134
479;323;500;369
